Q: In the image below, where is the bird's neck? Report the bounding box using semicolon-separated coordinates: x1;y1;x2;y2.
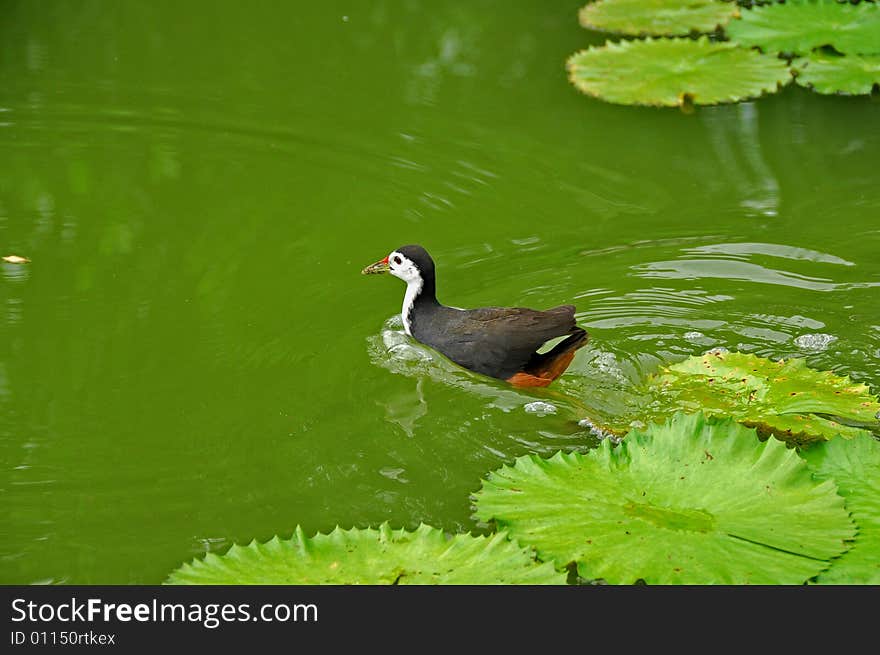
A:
401;275;438;336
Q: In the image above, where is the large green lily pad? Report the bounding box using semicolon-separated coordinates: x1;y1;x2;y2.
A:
642;351;880;444
566;36;790;106
801;435;880;584
726;0;880;56
579;0;739;37
166;523;565;585
793;52;880;95
474;412;854;584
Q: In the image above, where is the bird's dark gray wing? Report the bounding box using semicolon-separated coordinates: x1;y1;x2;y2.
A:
465;305;577;345
422;305;578;379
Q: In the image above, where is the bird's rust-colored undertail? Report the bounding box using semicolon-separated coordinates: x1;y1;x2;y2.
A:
506;350;577;387
505;328;587;387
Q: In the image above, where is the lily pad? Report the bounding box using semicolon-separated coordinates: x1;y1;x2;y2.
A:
566;36;790;106
166;523;565;585
645;351;880;443
793;52;880;95
726;0;880;56
579;0;740;37
474;412;854;584
801;435;880;584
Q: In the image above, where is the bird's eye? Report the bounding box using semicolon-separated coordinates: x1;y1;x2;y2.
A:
392;256;402;265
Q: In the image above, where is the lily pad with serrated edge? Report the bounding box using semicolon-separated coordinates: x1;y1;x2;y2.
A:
801;435;880;584
643;351;880;444
566;36;790;106
581;351;880;444
474;412;854;584
579;0;739;37
726;0;880;56
793;52;880;95
165;523;565;585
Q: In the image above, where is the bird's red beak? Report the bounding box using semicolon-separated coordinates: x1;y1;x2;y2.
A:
361;255;390;275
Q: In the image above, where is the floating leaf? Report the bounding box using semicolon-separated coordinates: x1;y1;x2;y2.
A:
643;351;880;444
474;412;854;584
579;0;739;36
566;37;790;106
582;351;880;443
793;52;880;95
166;523;564;585
802;435;880;584
742;413;870;443
726;0;880;56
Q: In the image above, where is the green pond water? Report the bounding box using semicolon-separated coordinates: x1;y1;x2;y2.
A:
1;2;878;584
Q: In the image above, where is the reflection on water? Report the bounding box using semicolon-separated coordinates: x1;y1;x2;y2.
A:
703;103;779;217
408;25;480;107
382;379;428;439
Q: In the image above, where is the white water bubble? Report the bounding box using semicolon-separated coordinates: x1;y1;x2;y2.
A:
578;418;620;442
589;350;628;384
793;333;838;352
524;401;557;417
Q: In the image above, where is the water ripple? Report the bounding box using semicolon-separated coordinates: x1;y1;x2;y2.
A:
635;258;878;291
635;241;876;291
683;242;856;266
579;288;732;329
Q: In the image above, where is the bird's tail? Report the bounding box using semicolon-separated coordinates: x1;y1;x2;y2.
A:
508;328;589;387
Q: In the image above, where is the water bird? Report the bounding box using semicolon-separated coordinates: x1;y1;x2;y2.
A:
362;245;588;387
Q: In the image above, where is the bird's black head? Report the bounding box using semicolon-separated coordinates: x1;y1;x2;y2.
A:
393;244;435;281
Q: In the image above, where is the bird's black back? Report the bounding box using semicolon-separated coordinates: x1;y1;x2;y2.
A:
410;303;580;380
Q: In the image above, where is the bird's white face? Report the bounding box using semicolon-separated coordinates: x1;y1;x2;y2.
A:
361;248;427;337
387;251;422;285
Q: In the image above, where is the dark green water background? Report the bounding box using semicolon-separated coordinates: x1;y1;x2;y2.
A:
1;2;878;583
